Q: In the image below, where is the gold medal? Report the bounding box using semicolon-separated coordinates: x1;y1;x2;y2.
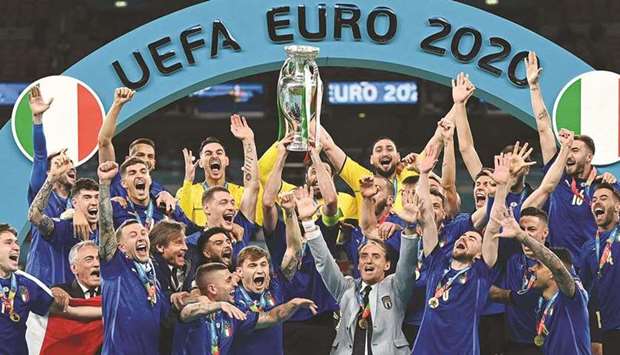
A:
9;312;20;323
415;270;420;280
428;297;439;309
534;335;544;347
358;318;368;330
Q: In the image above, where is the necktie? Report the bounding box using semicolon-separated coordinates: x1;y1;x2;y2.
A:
352;285;373;355
171;268;180;291
87;288;97;298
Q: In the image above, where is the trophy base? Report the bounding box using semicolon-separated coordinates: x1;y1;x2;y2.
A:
287;142;308;152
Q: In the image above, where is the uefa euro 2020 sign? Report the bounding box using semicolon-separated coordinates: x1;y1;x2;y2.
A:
1;0;618;235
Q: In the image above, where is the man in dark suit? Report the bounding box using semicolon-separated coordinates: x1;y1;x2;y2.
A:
52;240;101;299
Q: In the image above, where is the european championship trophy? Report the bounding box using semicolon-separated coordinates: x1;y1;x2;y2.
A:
276;45;323;151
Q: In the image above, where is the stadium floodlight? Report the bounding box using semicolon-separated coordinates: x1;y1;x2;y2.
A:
115;1;128;8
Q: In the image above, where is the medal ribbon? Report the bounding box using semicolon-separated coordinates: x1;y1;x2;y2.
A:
433;266;471;300
595;228;617;276
128;199;155;231
134;260;158;306
521;255;536;291
355;286;371;322
569;166;597;206
238;286;275;312
208;313;222;355
0;273;18;321
536;292;559;339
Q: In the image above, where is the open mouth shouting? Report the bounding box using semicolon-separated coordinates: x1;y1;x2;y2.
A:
222;211;235;226
87;206;98;219
592;204;607;223
208;158;223;176
134;178;147;194
379;156;393;171
221;248;232;264
8;253;19;267
362;264;376;274
474;191;487;206
455;240;467;251
90;269;101;279
135;240;149;260
253;274;267;290
67;169;77;181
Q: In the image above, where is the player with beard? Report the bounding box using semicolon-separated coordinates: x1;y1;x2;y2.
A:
579;183;620;354
177;114;261;226
97;160;171;354
111;157;200;235
488;207;549;355
0;224;79;355
97;87;177;212
262;139;341;355
494;208;591;355
412;154;508;355
172;262;317;355
27;151;100;286
196;227;236;268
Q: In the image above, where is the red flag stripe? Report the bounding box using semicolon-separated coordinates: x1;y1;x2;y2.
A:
77;84;103;161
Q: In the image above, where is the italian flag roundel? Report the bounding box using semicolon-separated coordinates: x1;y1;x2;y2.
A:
553;70;620;166
11;75;104;167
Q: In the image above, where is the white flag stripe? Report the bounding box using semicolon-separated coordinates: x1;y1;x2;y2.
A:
26;312;48;355
39;76;79;163
581;72;620;165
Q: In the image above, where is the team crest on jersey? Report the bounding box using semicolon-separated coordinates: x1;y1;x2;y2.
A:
19;286;29;303
382;295;392;310
223;321;232;337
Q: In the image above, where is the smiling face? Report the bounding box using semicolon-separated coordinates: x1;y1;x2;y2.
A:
591;187;620;229
129;143;156;171
72;189;99;225
202;233;233;266
207;269;238;303
72;244;100;289
530;261;554;290
157;232;188;268
451;231;483;262
204;190;237;231
201;142;230;182
565;140;592;177
518;215;549;258
370;139;400;179
239;256;271;293
358;241;390;284
118;222;150;263
0;231;20;276
473;174;496;209
121;161;152;205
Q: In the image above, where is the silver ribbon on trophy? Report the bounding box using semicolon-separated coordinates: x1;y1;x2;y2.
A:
276;45;323;151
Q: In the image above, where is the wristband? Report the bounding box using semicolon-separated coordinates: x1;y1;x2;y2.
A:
302;220;318;233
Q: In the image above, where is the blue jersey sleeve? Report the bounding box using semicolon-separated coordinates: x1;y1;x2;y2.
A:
46;219;77;245
235;212;256;245
234;311;259;336
150;180;166;199
28;124;48;204
264;220;286;268
101;249;125;279
27;278;54;316
577;241;596;293
171;205;201;235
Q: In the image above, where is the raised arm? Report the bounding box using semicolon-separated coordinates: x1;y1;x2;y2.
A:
438;117;459;217
359;176;380;238
317;124;347;173
180;296;246;322
28;151;71;236
255;298;317;329
98;88;134;164
28;85;53;201
309;147;338;217
97;161;119;262
231;114;259;223
452;73;482;180
280;191;303;281
522;129;573;209
495;208;575;297
262;136;292;235
526;51;557;164
415;144;440;256
482;154;512;268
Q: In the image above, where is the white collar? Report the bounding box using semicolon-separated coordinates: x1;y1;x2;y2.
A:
76;280;97;294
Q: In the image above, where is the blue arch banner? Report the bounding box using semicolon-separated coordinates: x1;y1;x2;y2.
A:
0;0;601;234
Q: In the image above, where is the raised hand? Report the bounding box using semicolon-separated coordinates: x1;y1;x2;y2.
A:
416;144;439;174
489;154;511;186
113;87;135;106
293;186;321;221
220;302;247;320
288;298;318;315
558;128;574;148
509;141;536;177
359;176;378;199
156;191;176;214
492;207;522;239
98;161;119;184
230;114;254;142
277;133;294;155
51;287;70;312
452;72;476;104
438;117;455;143
377;222;401;240
278;191;296;212
73;209;92;241
29;84;53;120
396;190;421;225
599;172;618;185
401;152;419;172
525;51;542;87
48;150;71;181
182;148;198;183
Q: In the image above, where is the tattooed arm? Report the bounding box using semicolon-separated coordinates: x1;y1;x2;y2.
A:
255;298;317;329
98;162;119;262
231;115;259;223
280;195;303;281
28;179;56;237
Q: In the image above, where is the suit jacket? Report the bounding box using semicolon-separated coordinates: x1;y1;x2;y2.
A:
54;279;100;299
152;253;195;298
308;229;419;355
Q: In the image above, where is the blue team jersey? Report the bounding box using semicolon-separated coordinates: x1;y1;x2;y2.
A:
539;284;591;355
26;219;97;286
264;219;339;322
172;310;258;355
0;271;53;355
413;249;491;355
232;275;285;355
111;199;200;234
101;250;170;355
579;230;620;332
504;253;541;344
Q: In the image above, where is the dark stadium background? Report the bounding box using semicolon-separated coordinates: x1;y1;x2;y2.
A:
0;0;618;212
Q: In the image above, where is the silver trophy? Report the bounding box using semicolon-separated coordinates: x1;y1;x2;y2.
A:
276;45;323;151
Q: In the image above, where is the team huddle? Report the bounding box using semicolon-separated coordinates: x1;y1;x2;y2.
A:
1;51;619;355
